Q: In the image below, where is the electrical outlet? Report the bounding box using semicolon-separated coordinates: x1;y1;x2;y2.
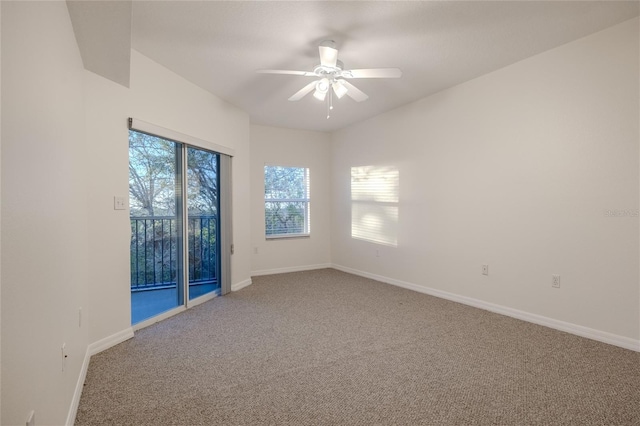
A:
253;247;258;255
552;274;561;288
113;196;128;210
482;264;489;276
375;249;380;258
78;308;82;328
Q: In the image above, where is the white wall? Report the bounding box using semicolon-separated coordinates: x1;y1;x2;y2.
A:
1;2;89;424
1;3;252;423
251;125;332;274
129;51;252;292
85;50;251;344
1;5;637;425
331;18;640;345
84;69;132;343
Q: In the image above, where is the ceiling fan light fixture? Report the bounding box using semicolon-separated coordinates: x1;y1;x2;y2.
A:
313;78;329;101
332;80;348;99
258;40;401;113
313;90;326;101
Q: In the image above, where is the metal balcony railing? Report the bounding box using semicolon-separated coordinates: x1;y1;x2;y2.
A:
130;215;217;291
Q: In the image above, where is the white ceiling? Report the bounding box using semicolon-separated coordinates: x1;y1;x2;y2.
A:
127;1;639;133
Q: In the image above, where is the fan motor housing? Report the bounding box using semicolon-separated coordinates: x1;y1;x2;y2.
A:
313;60;344;78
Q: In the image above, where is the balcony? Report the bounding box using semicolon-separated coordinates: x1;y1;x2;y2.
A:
130;215;219;324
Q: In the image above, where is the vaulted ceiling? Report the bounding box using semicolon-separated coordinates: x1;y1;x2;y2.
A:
68;1;639;132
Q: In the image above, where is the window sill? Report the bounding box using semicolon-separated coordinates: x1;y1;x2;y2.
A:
266;234;310;240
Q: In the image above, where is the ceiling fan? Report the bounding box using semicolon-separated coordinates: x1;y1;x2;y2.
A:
257;40;402;118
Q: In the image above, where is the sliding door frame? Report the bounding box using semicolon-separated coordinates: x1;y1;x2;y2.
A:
128;118;234;328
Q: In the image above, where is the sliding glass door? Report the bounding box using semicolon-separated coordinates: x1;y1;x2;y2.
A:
186;147;220;300
129;130;221;325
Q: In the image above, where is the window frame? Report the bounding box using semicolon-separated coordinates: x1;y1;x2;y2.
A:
264;164;311;239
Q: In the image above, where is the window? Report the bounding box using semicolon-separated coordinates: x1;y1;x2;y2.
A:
264;165;310;238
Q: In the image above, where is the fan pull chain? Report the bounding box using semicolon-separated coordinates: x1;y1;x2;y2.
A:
327;86;333;119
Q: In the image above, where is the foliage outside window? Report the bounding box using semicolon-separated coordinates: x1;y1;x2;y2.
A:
128;130;220;289
129;132;219;218
264;165;310;238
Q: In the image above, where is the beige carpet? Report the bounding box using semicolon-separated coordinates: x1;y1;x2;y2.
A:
76;269;640;425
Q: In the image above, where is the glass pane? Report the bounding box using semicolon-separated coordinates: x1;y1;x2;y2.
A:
264;166;307;199
187;147;220;300
129;130;184;324
265;201;307;235
264;166;309;236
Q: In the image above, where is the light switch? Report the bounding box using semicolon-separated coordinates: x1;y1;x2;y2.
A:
114;196;128;210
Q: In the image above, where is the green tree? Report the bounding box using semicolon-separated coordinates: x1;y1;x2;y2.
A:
128;131;177;217
129;131;220;287
187;147;218;215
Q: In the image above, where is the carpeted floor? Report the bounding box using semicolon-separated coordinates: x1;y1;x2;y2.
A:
75;269;640;425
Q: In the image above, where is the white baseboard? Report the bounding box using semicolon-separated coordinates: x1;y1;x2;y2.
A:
232;278;253;292
65;346;91;426
251;263;332;277
88;327;135;355
332;264;640;352
66;328;135;425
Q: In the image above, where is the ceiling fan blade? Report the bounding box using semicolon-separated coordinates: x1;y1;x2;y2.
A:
288;80;318;101
319;45;338;68
342;68;402;79
257;69;316;76
342;81;369;102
